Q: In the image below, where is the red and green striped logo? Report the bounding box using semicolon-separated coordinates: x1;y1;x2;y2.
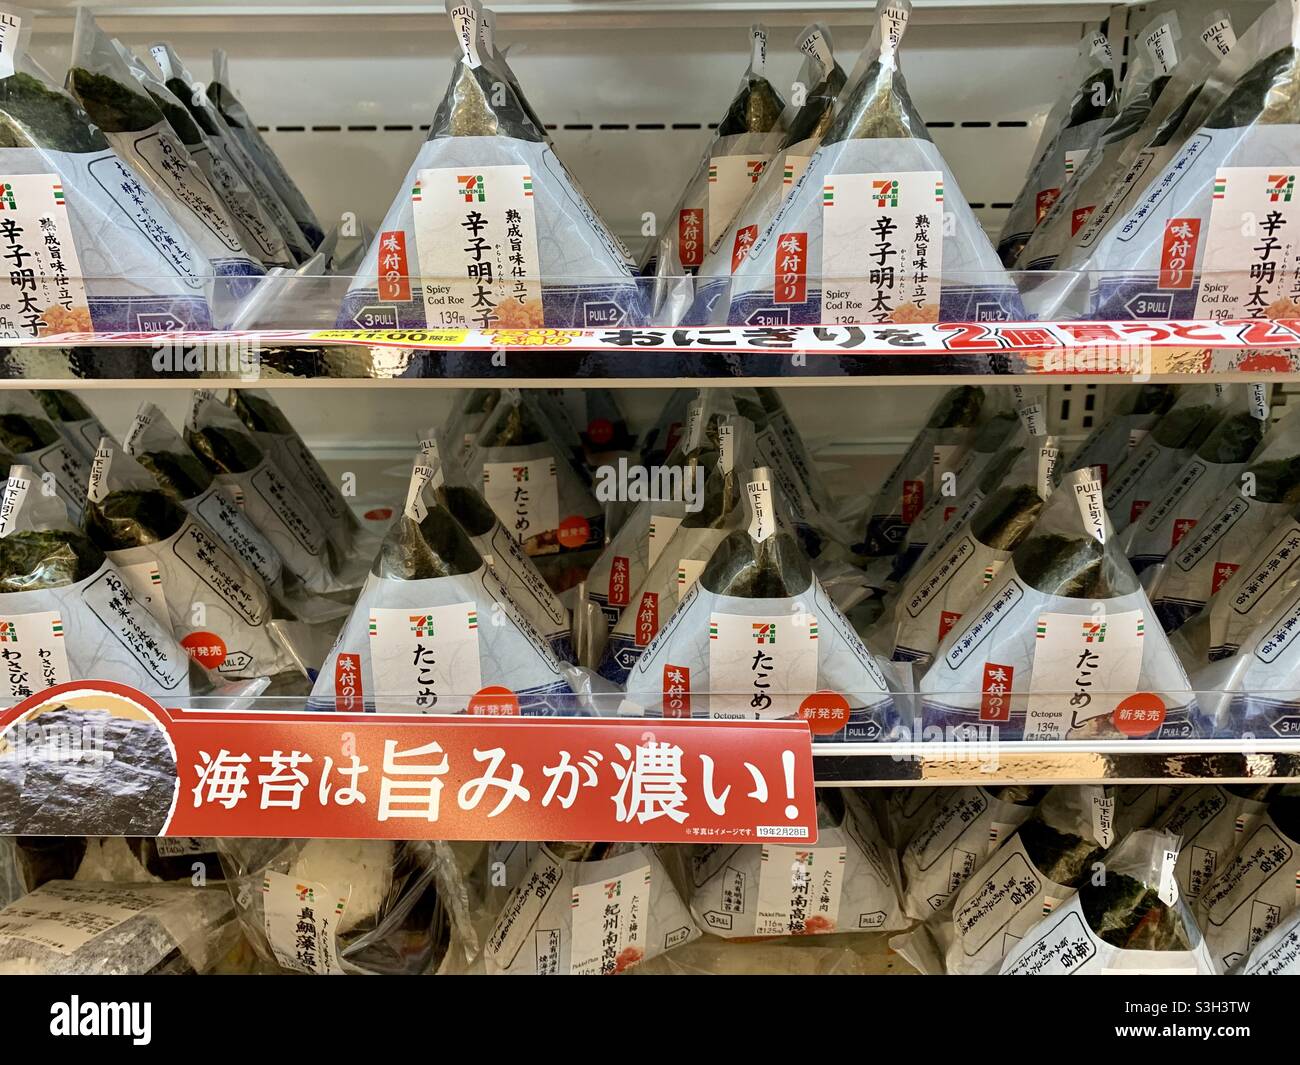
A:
707;164;718;183
823;182;835;206
523;174;534;198
52;183;65;206
51;619;63;638
1213;176;1227;200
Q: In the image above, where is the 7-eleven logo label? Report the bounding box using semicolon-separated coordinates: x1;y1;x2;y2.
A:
458;174;486;202
752;622;777;644
747;159;766;183
512;465;529;482
0;183;15;210
603;879;623;899
409;614;436;637
872;179;899;208
1080;620;1107;643
0;620;15;642
1267;173;1296;203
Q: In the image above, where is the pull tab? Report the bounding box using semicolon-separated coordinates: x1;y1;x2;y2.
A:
879;5;910;69
718;421;736;474
0;468;31;537
1143;18;1179;75
150;43;174;79
1200;13;1235;56
405;465;433;521
1037;443;1060;501
478;4;496;55
683;400;705;454
1089;30;1113;66
797;25;833;76
1250;382;1270;421
746;469;775;542
1086;786;1116;847
124;404;158;452
449;3;482;68
1018;402;1046;437
750;24;767;74
1157;846;1179;906
1074;471;1107;544
0;12;22;79
88;444;113;505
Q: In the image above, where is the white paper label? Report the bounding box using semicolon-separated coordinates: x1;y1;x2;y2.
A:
127;128;242;251
708;155;769;247
117;561;171;629
1144;23;1178;74
570;865;651;976
718;421;735;473
154;837;211;858
677;557;707;593
1250;382;1270;421
0;174;91;338
750;25;767;72
1201;18;1236;56
1158;848;1179;906
755;845;845;935
0;882;168;956
482;457;559;544
368;602;482;711
1195;166;1300;320
0;609;70;699
1073;476;1107;543
1127;427;1150;452
647;513;683;571
262;871;348;975
708;611;819;719
412;165;542;327
1018;403;1046;437
1025;610;1144;740
880;5;910;63
0;13;19;79
1090;789;1117;847
1038;446;1061;501
821;171;944;324
448;4;482;68
797;27;833;74
746;476;775;542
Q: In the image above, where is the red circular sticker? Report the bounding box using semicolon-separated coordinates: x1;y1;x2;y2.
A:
797;691;851;736
557;515;591;549
181;632;227;670
587;418;614;446
364;507;394;521
1112;692;1166;737
468;686;520;716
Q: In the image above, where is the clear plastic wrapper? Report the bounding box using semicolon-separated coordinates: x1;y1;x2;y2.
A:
0;390;90;521
692;2;1024;326
595;409;754;684
116;39;295;270
0;5;217;334
1148;397;1300;629
1016;10;1233;272
65;8;265;324
0;879;239;974
82;437;302;684
216;838;452;975
1103;383;1225;534
919;466;1201;740
418;427;573;660
340;5;643;329
894;785;1115;974
888;430;1060;664
479;841;698;975
898;784;1044;921
997;28;1117;266
149;41;315;264
647;22;787;319
861;384;985;560
619;462;903;743
74;836;222;884
207;48;325;249
185;389;361;596
1237;904;1300;973
0;464;196;705
998;829;1215;974
1121;384;1268;576
31;388;111;466
464;388;604;593
307;453;577;713
867;785;939;851
1154;783;1271;903
675;789;907;939
1194;794;1300;972
1062;382;1178;488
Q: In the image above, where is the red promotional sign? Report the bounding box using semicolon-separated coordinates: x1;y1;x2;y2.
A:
0;681;818;844
980;663;1013;722
1159;218;1200;290
678;209;704;268
1112;692;1167;738
796;691;850;737
773;232;807;304
376;230;411;302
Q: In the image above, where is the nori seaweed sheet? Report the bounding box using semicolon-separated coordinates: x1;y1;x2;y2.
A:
185;424;266;476
821;58;931;145
376;502;482;581
1246;454;1300;506
968;410;1021;454
1151;402;1216;450
476;399;550;448
968;482;1046;551
1099;73;1168;144
1205;47;1300;130
1019;817;1105;887
164;77;222;138
146;87;203;147
33;391;93;424
716;71;785;136
1270;795;1300;841
681;454;741;530
700;528;812;598
435;483;497;538
66;67;159;134
1078;871;1191;951
0;530;104;592
0;71;109;153
134;448;213;501
1195;410;1265;464
0;413;61;454
83;489;188;551
928;386;984;430
229;391;294;436
1012;531;1139;598
427;60;542;141
782;62;847;146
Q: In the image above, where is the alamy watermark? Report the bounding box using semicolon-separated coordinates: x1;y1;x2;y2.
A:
594;459;706;513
